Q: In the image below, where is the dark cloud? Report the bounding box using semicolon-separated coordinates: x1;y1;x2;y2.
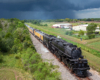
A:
0;0;76;11
0;0;100;11
0;0;100;19
0;10;76;20
0;2;33;11
85;1;100;9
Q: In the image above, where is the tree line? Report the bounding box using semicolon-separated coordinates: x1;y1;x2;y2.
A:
24;18;100;23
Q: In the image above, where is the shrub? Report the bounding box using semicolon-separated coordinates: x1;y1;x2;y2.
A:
5;32;12;39
66;31;73;35
4;38;14;50
81;36;89;40
44;24;48;26
0;38;9;52
11;45;18;53
78;30;84;35
0;54;3;63
0;22;3;29
0;28;2;31
23;40;32;49
15;53;21;59
78;34;80;37
14;38;20;45
4;23;7;27
88;34;95;39
99;32;100;35
87;23;97;39
16;21;25;28
13;28;25;42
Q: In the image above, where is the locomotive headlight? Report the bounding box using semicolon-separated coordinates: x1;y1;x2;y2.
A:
78;58;81;60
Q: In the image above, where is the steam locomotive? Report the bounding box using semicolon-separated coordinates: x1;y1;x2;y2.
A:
26;24;90;77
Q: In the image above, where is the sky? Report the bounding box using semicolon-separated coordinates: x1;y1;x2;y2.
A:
0;0;100;20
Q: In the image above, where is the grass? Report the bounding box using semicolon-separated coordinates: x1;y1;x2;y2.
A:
82;50;100;72
26;22;100;73
0;68;32;80
87;41;100;51
86;37;100;44
0;69;15;80
0;53;33;80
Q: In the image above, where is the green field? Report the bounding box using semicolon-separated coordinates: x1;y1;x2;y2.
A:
82;50;100;72
87;41;100;51
26;22;100;72
0;68;32;80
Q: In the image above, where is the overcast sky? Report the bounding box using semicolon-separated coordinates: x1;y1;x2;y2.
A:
0;0;100;20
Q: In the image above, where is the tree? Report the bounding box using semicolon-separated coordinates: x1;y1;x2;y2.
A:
65;18;70;22
44;24;48;26
78;30;84;35
73;19;78;22
87;23;97;32
86;23;97;39
0;22;3;29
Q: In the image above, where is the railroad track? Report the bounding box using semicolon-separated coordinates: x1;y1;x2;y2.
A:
30;32;92;80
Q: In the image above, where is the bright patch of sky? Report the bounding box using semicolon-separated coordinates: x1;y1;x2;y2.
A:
74;8;100;19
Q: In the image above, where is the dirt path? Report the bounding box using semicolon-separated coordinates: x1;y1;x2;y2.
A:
30;33;100;80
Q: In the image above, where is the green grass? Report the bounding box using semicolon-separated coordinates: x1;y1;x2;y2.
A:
0;69;15;80
0;68;32;80
87;41;100;51
82;50;100;72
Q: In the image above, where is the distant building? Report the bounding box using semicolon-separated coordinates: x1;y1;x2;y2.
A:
73;24;88;31
95;27;100;32
73;24;100;31
52;23;72;29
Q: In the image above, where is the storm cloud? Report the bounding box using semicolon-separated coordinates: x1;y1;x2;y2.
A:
0;0;100;19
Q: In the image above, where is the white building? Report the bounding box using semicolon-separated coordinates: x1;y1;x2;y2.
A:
95;27;100;32
73;24;100;32
73;24;88;31
52;23;72;29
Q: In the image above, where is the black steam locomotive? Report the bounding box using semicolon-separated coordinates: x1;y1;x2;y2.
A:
26;24;90;77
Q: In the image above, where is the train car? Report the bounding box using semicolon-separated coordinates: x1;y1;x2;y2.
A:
27;25;34;35
34;30;44;42
43;34;56;48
